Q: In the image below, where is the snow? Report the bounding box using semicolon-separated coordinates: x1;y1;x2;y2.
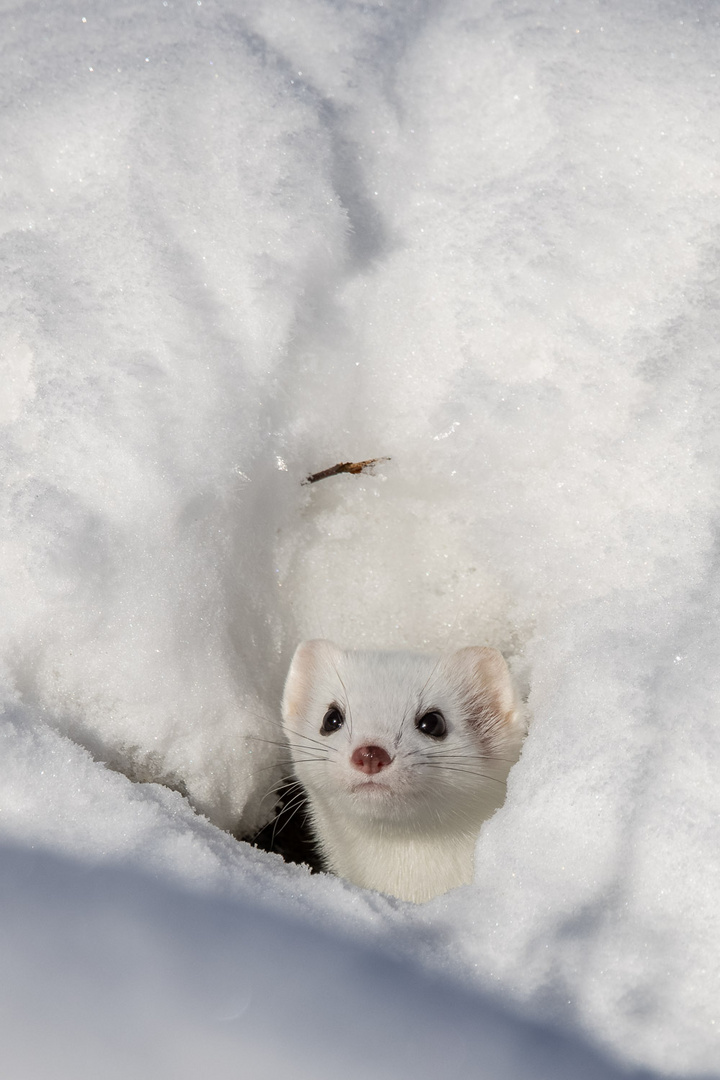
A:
1;843;658;1080
1;0;719;1076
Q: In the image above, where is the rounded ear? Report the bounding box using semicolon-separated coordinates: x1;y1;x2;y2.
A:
442;646;517;723
282;639;344;723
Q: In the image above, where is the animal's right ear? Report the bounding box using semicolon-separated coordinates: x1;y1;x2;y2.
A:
282;640;343;723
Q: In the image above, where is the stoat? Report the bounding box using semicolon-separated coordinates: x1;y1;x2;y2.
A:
281;641;525;904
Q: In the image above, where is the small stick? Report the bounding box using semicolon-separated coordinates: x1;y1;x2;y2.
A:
302;457;391;485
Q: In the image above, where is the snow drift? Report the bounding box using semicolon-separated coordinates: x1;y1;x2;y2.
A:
1;0;719;1075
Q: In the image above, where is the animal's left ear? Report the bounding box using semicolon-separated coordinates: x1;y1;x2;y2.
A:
443;646;517;724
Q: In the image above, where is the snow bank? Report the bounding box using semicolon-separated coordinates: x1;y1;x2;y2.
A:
1;842;657;1080
1;0;719;1075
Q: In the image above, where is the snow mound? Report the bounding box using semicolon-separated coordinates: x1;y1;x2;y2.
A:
1;0;719;1075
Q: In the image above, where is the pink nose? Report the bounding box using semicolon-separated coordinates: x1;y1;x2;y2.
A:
350;745;393;774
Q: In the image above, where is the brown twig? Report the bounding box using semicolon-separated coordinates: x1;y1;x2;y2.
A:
302;457;391;485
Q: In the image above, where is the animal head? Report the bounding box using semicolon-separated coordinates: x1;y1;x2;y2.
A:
282;641;523;836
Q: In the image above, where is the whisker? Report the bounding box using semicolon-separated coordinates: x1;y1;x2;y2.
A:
406;746;517;765
256;778;307;811
421;764;507;787
245;713;333;751
329;651;353;739
424;754;516;766
255;781;310;846
254;755;329;773
416;652;447;714
244;736;292;750
247;724;335;754
270;789;311;845
283;755;330;766
289;738;339;755
259;779;304;803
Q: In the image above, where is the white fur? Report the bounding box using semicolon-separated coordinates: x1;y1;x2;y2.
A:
282;641;525;903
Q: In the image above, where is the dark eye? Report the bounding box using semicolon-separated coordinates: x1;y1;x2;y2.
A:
320;705;345;735
416;711;447;739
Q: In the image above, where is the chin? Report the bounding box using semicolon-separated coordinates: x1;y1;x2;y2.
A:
349;779;392;795
346;782;421;825
348;781;396;810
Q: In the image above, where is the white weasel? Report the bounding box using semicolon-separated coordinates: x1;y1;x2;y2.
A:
282;640;525;904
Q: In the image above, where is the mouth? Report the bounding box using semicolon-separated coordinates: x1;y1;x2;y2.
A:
350;780;393;795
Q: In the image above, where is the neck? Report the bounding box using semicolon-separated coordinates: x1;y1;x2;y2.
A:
311;806;478;904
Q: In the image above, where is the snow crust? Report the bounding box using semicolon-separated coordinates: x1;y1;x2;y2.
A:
1;0;719;1075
